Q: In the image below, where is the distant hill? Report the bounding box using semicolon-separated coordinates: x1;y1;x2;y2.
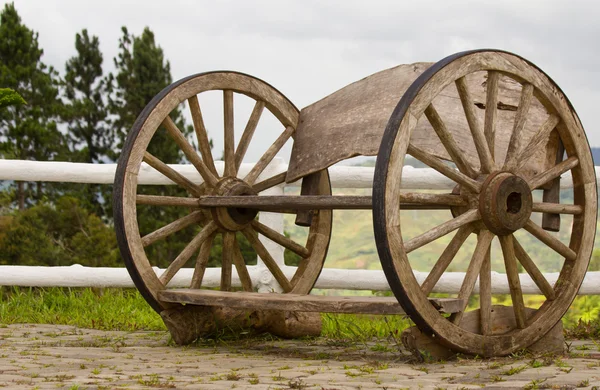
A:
591;147;600;165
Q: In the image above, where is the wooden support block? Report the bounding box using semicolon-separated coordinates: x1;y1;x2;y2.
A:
160;305;322;346
401;305;564;360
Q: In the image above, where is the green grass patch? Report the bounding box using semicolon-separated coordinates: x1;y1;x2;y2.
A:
0;287;165;331
1;287;599;342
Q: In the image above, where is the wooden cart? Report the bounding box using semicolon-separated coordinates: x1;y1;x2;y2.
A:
114;50;597;357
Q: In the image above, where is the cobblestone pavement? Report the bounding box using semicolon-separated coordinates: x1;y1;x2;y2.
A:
1;324;599;389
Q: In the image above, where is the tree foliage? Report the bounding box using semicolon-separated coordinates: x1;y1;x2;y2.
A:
0;196;120;267
62;29;110;216
0;3;63;210
0;88;26;109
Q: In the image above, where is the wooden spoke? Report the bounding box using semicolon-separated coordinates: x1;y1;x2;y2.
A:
252;172;287;193
499;235;526;329
251;220;310;258
188;95;218;177
479;248;492;335
424;104;476;178
143;152;201;196
484;71;500;160
528;156;578;190
137;195;198;207
221;232;234;291
408;144;481;193
516;115;561;170
451;230;494;325
532;202;582;215
421;226;473;295
405;209;479;254
503;83;535;171
235;100;265;173
244;125;295;185
159;221;218;286
223;90;235;178
455;76;494;173
141;210;204;247
163;117;218;187
513;237;556;300
190;232;216;289
232;238;253;292
242;227;292;292
524;219;577;261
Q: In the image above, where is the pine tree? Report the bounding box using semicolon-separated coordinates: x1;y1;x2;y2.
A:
0;3;64;210
107;26;188;163
108;26;193;265
62;29;109;215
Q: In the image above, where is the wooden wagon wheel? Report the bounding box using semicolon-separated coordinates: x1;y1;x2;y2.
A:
114;72;332;313
373;50;597;356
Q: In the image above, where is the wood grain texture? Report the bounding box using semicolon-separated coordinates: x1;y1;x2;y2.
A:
223;90;235;177
221;232;234;291
231;238;253;292
188;95;218;176
159;221;218;286
287;62;551;182
499;235;526;329
163;116;218;187
244;125;294;185
408;144;481;193
542;140;565;231
503;83;534;170
451;230;494;325
528;156;578;190
137;195;198;207
251;220;310;258
143;152;201;196
158;289;466;315
532;202;581;215
424;104;475;177
405;209;479;253
242;227;292;292
190;232;215;289
420;226;473;295
484;71;500;161
513;237;556;300
372;50;596;357
252;172;287;193
115;71;303;314
455;76;494;173
141;211;204;247
524;219;577;261
516;115;560;171
479;249;492;335
235;100;265;172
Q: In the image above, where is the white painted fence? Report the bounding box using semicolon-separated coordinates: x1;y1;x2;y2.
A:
1;159;599;295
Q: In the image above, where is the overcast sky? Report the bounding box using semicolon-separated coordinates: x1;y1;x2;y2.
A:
9;0;600;161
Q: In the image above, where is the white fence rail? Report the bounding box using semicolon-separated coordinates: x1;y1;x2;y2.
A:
1;159;599;295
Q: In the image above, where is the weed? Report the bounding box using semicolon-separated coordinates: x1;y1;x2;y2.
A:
523;378;546;390
248;378;259;385
226;371;241;381
501;365;527;376
577;379;590;387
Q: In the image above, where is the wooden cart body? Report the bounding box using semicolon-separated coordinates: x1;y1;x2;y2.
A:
114;49;596;357
287;62;556;183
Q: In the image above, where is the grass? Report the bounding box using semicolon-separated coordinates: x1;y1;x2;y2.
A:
1;286;599;342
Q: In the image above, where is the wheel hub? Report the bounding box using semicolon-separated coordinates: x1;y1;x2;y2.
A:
210;177;258;231
479;172;532;236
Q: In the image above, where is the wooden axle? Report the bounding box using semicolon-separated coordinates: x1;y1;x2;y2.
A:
137;193;466;210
